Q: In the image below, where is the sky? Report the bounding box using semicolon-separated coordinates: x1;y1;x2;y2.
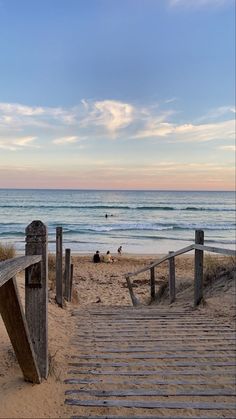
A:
0;0;235;190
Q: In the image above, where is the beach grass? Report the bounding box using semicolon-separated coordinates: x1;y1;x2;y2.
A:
0;242;16;261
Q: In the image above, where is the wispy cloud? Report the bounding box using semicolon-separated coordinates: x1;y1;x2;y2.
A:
80;99;134;134
53;136;80;145
218;145;236;152
0;136;38;151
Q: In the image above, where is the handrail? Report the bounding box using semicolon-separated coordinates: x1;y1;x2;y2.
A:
125;244;194;278
125;244;235;279
0;255;42;287
124;234;235;308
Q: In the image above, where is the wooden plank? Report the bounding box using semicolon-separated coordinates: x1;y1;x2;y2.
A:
71;353;236;359
69;360;236;367
69;263;74;302
0;255;41;287
76;346;236;352
65;388;236;397
65;398;236;410
25;220;48;379
194;229;204;306
168;251;175;304
68;369;236;376
71;416;236;419
64;248;71;301
65;377;236;386
0;277;41;383
74;335;236;341
56;226;63;307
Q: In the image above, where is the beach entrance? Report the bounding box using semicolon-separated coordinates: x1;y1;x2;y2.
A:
65;305;236;418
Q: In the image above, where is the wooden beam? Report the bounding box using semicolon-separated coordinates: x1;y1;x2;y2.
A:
64;248;71;301
168;251;175;304
25;220;48;379
56;226;63;307
0;277;41;383
194;230;204;306
0;255;41;287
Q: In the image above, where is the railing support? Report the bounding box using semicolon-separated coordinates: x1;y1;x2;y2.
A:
168;251;176;304
194;229;204;306
0;277;41;383
150;267;155;301
56;226;63;307
64;248;71;301
25;220;48;379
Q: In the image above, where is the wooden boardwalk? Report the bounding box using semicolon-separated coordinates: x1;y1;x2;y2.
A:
65;306;236;419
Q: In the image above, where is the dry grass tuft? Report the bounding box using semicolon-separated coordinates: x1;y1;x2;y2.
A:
48;253;56;290
0;242;16;262
204;255;235;285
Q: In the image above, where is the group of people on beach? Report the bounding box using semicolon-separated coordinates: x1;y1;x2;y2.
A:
93;246;122;263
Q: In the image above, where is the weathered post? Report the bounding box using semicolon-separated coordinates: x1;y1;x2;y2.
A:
168;251;176;304
56;227;63;307
150;267;155;301
69;263;74;302
64;248;71;301
194;229;204;306
25;220;48;379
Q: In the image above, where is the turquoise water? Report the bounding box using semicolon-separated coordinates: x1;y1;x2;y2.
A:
0;189;235;254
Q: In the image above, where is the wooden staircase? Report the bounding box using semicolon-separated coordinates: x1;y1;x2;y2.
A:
65;306;236;419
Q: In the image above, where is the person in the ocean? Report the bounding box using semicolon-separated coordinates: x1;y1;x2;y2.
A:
105;213;108;218
93;250;101;263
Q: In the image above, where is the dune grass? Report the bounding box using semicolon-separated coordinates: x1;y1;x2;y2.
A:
0;242;16;262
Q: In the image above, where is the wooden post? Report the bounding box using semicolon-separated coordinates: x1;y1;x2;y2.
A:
150;267;155;301
194;229;204;306
126;276;139;306
69;263;74;302
0;277;41;383
64;248;71;301
25;220;48;379
168;251;176;304
56;227;63;307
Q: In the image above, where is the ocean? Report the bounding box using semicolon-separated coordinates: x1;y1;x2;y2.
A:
0;189;235;255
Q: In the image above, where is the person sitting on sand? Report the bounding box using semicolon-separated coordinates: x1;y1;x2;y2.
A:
118;246;122;255
93;250;101;263
103;250;114;263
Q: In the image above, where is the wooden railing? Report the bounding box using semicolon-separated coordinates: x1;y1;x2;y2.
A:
125;230;235;307
0;221;48;383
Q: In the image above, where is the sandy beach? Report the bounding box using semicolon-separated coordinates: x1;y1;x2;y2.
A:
0;253;235;418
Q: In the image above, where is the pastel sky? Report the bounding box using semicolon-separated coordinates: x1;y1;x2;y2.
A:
0;0;235;190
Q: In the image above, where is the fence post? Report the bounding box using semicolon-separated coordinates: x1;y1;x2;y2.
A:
150;267;155;301
25;220;48;379
56;227;63;307
69;263;74;302
64;248;71;301
168;251;176;304
194;229;204;306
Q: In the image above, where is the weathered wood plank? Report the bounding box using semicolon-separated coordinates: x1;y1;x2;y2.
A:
71;416;236;419
25;220;48;379
65;398;236;409
69;360;236;367
65;377;236;385
0;255;41;287
68;369;236;376
0;277;41;383
65;388;236;397
194;244;236;256
71;352;236;359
